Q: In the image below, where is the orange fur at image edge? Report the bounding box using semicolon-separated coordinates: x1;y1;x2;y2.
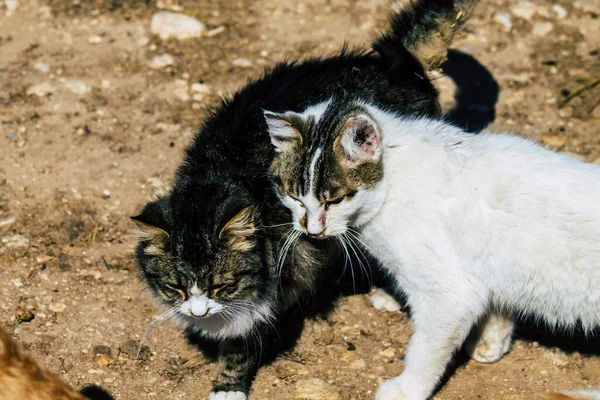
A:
0;327;86;400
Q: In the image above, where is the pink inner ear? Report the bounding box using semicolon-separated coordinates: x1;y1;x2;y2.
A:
353;118;379;157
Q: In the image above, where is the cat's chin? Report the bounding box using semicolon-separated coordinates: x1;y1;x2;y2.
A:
179;312;229;334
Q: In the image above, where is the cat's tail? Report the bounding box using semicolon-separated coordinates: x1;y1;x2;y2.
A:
373;0;479;70
539;391;600;400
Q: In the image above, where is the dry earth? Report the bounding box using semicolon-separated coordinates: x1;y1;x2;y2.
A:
1;0;600;399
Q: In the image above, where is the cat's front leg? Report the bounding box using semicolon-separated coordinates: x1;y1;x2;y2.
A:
465;312;514;364
376;295;485;400
209;338;257;400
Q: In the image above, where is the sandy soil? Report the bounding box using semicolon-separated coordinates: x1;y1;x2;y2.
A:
1;0;599;399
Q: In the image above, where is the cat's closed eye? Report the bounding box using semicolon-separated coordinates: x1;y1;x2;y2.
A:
324;190;357;208
210;282;231;296
165;283;188;300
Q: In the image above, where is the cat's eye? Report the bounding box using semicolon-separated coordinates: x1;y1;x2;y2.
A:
211;283;230;296
327;197;344;205
165;283;188;300
290;196;305;208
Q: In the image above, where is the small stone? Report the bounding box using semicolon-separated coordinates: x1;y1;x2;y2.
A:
137;36;150;46
511;1;537;20
493;12;512;32
16;310;34;323
349;359;366;370
232;58;252;68
94;353;114;367
149;53;175;69
64;80;91;95
0;217;16;228
558;107;573;118
151;11;205;40
26;82;54;97
190;82;211;94
36;255;52;264
58;254;71;271
101;189;111;199
378;348;396;358
101;79;111;89
10;278;23;287
532;22;553;37
540;134;566;148
2;234;29;248
88;35;102;44
172;79;190;101
295;378;340;400
33;62;50;73
4;0;18;12
552;4;567;19
206;26;225;37
49;303;67;313
543;348;570;367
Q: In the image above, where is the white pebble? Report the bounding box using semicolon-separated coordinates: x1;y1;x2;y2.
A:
2;234;29;249
190;82;211;94
206;26;225;37
101;189;111;199
232;58;252;68
4;0;18;12
101;79;111;89
493;12;512;32
26;81;54;97
151;11;205;40
88;35;102;44
532;22;553;37
138;36;150;46
149;53;175;69
511;1;537;20
0;217;16;228
33;62;50;73
64;79;92;95
552;4;567;19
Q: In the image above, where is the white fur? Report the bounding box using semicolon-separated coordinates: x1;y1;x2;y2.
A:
370;288;402;312
174;285;273;340
465;313;514;363
280;102;600;399
208;391;247;400
356;107;600;399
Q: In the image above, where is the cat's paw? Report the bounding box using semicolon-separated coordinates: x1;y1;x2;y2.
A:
208;391;247;400
375;379;408;400
466;314;514;364
370;288;401;312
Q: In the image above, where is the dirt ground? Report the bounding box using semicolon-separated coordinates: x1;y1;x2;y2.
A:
1;0;600;399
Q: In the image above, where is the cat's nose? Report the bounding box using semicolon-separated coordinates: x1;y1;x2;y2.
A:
190;309;208;317
189;303;209;317
307;224;325;237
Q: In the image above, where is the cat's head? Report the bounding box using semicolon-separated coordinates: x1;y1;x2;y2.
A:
265;100;384;238
132;182;271;339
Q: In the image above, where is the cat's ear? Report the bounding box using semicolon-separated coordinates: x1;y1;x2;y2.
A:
263;111;302;153
335;115;381;167
131;200;170;253
219;206;255;252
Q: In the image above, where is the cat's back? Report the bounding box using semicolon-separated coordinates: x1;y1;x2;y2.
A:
0;328;86;400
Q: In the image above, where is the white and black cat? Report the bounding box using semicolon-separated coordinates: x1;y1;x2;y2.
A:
266;95;600;400
133;1;482;398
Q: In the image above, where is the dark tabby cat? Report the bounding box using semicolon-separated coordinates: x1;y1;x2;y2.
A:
0;327;112;400
132;1;479;398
